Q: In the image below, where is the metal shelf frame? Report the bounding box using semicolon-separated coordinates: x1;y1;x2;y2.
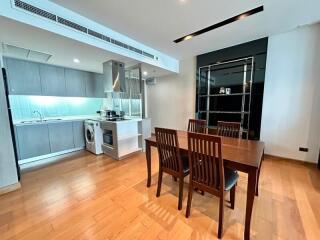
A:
197;57;255;139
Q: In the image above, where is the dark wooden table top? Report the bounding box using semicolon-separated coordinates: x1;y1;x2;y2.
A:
146;130;265;169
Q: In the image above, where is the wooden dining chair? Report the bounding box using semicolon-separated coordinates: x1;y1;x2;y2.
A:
155;127;190;210
188;119;207;134
217;121;241;138
186;132;239;239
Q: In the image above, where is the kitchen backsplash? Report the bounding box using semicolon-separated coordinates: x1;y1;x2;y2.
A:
9;95;103;121
9;95;142;121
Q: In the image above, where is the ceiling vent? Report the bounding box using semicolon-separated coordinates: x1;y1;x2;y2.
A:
2;43;52;62
13;0;157;61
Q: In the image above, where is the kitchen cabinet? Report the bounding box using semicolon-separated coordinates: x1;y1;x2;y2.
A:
4;57;42;95
72;121;85;148
40;64;66;96
65;69;86;97
85;73;105;98
48;122;74;152
15;124;51;160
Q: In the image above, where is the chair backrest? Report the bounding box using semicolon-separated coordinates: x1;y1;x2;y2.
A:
217;121;241;138
187;132;224;193
155;127;182;174
188;119;207;134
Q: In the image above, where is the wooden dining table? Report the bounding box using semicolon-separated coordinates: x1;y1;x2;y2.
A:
145;131;265;240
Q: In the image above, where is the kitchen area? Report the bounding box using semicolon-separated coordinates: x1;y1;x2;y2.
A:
1;55;151;175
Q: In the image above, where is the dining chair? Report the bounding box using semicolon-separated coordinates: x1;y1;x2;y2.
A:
188;119;207;134
217;121;241;138
155;127;190;210
186;132;239;239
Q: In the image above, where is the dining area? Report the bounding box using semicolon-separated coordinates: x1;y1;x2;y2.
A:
145;119;264;239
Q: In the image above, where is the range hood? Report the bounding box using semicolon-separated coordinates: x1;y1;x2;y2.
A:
103;60;126;92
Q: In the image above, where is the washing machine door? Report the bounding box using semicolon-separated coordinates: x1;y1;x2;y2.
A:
85;124;95;143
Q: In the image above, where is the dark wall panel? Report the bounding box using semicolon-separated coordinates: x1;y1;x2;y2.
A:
196;38;268;140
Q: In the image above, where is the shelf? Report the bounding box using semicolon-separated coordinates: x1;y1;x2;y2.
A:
199;111;249;114
199;93;250;97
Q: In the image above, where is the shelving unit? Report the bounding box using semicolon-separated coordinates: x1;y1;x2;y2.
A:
196;57;254;139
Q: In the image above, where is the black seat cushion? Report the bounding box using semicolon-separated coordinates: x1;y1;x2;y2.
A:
224;167;239;191
181;155;190;174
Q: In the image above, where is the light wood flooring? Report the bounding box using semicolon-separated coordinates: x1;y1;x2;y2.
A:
0;149;320;240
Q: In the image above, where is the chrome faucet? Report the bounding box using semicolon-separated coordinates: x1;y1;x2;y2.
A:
32;110;43;121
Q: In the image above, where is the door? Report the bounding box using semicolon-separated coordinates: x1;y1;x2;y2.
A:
40;64;66;96
65;69;86;97
4;57;42;95
16;124;51;160
85;73;105;97
73;121;85;148
48;122;74;152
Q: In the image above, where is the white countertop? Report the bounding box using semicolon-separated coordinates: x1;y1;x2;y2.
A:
13;115;146;126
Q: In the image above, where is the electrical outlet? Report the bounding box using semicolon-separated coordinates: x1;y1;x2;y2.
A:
299;147;309;152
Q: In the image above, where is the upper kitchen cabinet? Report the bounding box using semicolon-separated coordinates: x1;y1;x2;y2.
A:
4;57;42;95
40;64;66;96
65;69;86;97
85;73;105;98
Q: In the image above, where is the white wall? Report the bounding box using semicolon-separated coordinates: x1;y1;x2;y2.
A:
261;24;320;162
146;58;196;132
146;24;320;163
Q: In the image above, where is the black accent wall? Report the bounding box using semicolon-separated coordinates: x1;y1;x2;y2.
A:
196;38;268;140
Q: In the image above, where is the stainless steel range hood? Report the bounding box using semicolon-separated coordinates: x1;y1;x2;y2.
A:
103;60;126;92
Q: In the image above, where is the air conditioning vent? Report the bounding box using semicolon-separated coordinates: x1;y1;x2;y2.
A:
88;29;104;40
146;77;157;85
142;51;155;59
13;0;157;60
57;17;87;33
14;0;56;21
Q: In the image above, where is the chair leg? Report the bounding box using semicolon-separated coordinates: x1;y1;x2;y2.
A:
218;195;224;239
230;185;236;210
186;183;193;218
172;176;177;182
178;177;184;210
156;170;163;197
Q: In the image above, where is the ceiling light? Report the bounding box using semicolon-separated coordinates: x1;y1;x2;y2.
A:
143;71;148;76
174;6;264;43
73;58;80;63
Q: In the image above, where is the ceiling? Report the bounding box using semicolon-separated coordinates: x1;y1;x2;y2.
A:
0;16;171;77
50;0;320;59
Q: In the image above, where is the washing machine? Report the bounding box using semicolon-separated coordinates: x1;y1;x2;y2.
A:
84;120;103;154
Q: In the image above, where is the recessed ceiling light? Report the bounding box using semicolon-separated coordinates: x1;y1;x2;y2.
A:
73;58;80;63
143;71;148;76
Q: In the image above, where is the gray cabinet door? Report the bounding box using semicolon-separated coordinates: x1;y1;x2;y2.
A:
40;64;66;96
73;121;85;148
48;122;74;152
65;69;86;97
4;57;42;95
85;73;105;98
16;124;51;160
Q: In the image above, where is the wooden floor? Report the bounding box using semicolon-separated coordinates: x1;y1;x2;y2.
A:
1;150;320;240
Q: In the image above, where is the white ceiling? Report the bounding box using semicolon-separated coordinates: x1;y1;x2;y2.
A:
50;0;320;59
0;16;171;77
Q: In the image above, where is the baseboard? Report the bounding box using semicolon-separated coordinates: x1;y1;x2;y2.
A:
265;154;317;166
0;182;21;196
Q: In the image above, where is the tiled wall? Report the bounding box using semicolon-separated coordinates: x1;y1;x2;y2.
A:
9;95;103;121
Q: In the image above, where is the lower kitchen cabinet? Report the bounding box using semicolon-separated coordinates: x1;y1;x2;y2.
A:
15;124;51;159
48;122;74;152
73;121;85;148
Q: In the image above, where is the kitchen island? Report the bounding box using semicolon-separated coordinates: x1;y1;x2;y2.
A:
99;118;151;160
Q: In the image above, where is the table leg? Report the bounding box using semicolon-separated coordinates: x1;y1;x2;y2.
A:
244;168;257;240
146;140;152;187
255;150;264;196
